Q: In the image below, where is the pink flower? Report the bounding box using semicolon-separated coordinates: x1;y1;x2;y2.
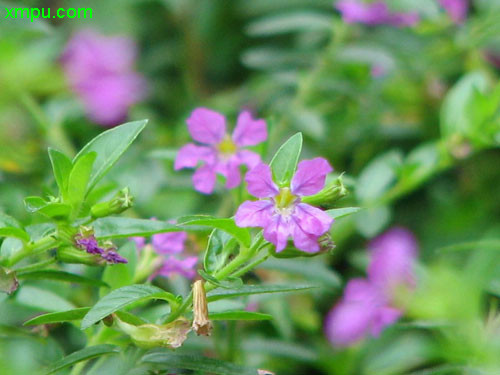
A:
439;0;468;24
335;0;419;27
175;108;267;194
324;227;418;347
235;158;334;253
61;30;146;127
155;256;198;279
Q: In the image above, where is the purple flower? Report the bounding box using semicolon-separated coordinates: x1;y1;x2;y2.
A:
75;234;103;255
440;0;468;24
235;158;334;253
152;232;188;255
335;0;419;27
61;30;146;127
324;227;418;347
102;250;128;264
175;108;267;194
156;256;198;279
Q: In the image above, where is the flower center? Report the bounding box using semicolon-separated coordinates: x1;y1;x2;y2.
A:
217;134;238;156
274;187;299;217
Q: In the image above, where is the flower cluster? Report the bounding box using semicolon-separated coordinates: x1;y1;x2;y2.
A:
61;30;146;127
74;230;127;264
175;107;267;194
335;0;420;27
439;0;468;24
235;158;334;253
132;222;197;279
324;227;418;347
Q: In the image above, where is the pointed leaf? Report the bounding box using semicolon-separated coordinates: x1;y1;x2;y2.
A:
17;270;108;287
204;229;238;273
0;227;30;242
93;217;181;239
207;284;318;302
67;151;97;210
270;132;303;187
48;148;73;198
209;311;272;321
24;307;90;326
326;207;361;220
44;345;119;375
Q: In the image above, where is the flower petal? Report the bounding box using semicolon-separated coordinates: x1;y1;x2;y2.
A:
371;306;402;337
291;157;333;196
215;160;242;189
152;231;187;255
192;165;217;194
175;143;216;170
157;256;198;279
130;236;146;250
232;111;267;147
263;215;292;252
186;107;226;145
235;200;274;228
236;150;261;169
291;224;321;253
245;163;279;198
294;203;333;236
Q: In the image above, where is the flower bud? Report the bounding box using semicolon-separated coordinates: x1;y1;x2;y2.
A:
192;280;212;336
57;245;104;266
301;174;348;208
116;317;191;349
91;187;134;218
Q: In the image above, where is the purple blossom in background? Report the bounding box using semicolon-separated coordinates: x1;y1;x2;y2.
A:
175;108;267;194
131;220;196;279
235;158;334;253
155;256;198;279
324;227;418;347
440;0;468;24
335;0;419;27
61;30;146;127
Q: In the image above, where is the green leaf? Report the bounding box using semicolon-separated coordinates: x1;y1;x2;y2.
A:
0;227;30;242
204;229;238;273
100;242;138;295
81;285;177;329
0;266;18;294
67;151;97;207
48;148;73;197
246;11;332;36
209;311;272;321
93;217;180;239
16;286;76;312
43;345;119;375
259;258;341;288
270;132;303;187
24;197;72;220
17;270;108;287
355;206;391;238
24;307;90;326
141;352;259;375
198;270;243;289
179;216;251;248
207;284;318;302
73;120;148;192
326;207;361;220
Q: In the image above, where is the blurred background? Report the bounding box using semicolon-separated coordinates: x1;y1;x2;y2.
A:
1;0;500;374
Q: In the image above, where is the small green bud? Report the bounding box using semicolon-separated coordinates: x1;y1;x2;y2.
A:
301;174;348;208
116;317;191;349
57;245;104;266
91;188;134;218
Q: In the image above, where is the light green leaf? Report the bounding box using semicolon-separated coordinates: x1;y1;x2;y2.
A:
67;151;97;210
44;345;119;375
209;311;272;321
17;270;108;287
48;148;73;198
198;270;243;289
16;286;76;312
141;352;259;375
100;242;138;296
246;11;332;36
204;229;238;273
326;207;361;220
73;120;148;192
24;307;90;326
93;217;180;239
207;284;318;302
270;132;303;187
81;285;177;329
180;216;251;248
355;206;391;238
0;227;30;242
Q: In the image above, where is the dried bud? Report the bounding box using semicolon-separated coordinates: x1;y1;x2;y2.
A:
0;266;18;294
116;317;191;349
192;280;212;336
91;187;134;218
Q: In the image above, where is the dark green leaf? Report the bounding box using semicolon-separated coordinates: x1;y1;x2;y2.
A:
94;217;180;239
81;285;177;329
24;307;90;326
0;227;30;242
209;311;272;321
204;229;238;273
207;284;318;302
270;132;303;187
141;352;259;375
44;345;119;375
17;270;108;287
179;216;251;248
48;148;73;197
73;120;148;192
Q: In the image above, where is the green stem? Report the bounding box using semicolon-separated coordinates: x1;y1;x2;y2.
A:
8;236;59;267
